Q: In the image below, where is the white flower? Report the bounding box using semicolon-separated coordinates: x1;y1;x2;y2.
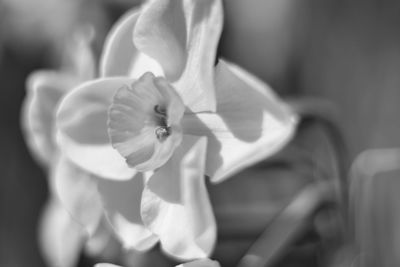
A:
55;0;297;261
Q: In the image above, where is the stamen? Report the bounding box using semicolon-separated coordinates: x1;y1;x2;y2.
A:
154;104;168;127
154;105;167;116
155;126;171;141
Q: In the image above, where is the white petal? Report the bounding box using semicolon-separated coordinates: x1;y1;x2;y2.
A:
22;71;79;167
182;59;298;183
176;259;221;267
100;8;163;78
172;0;223;113
84;218;120;259
97;173;158;251
134;0;223;112
141;135;216;260
94;264;122;267
51;155;103;235
134;0;186;81
56;77;137;180
64;26;96;80
39;198;85;267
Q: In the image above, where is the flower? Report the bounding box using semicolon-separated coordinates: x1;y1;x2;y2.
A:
22;28;110;267
95;258;220;267
56;0;297;261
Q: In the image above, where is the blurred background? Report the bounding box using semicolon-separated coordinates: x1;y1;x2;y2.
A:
1;0;400;266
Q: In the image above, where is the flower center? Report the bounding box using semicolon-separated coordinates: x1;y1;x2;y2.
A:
108;72;185;171
154;105;170;141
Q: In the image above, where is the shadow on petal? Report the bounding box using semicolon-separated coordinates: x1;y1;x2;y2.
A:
141;135;216;260
97;173;158;251
182;60;297;182
181;114;223;181
214;59;293;142
56;77;137;180
134;0;187;81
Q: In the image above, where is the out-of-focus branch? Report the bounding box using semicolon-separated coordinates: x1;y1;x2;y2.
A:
237;181;335;267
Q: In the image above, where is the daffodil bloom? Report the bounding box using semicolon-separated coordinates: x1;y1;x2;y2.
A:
22;29;111;267
56;0;297;261
95;258;220;267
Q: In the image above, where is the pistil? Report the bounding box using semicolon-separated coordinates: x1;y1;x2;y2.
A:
155;126;171;141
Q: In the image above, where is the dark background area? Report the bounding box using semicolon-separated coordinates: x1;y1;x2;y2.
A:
1;0;400;266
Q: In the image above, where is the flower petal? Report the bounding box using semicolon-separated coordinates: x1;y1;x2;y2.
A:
134;0;186;81
64;26;96;81
95;258;220;267
108;73;184;171
134;0;223;112
100;8;163;78
141;135;216;260
22;71;79;167
84;218;120;259
182;60;298;183
97;173;158;251
51;155;103;235
56;77;137;180
176;259;221;267
39;198;85;267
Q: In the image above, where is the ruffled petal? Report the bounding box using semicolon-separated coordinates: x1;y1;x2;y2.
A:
182;60;298;183
39;198;85;267
51;155;103;235
108;73;184;171
134;0;223;112
22;71;79;167
100;8;163;78
97;173;158;251
141;135;216;260
56;77;137;180
176;259;221;267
